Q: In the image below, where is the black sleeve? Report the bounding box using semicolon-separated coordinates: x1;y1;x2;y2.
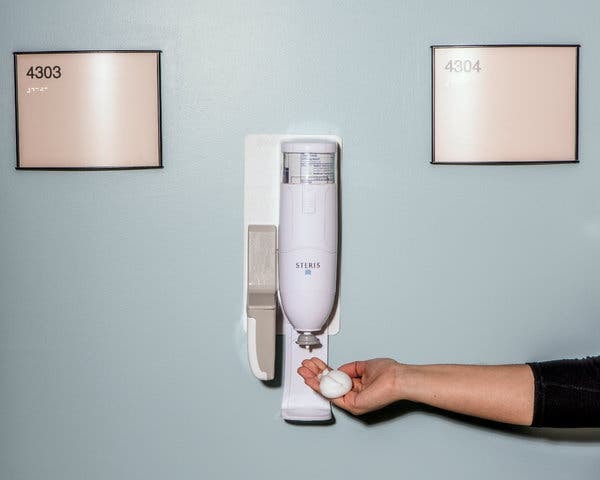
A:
527;356;600;427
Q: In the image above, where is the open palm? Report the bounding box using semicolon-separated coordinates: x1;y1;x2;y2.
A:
298;357;402;415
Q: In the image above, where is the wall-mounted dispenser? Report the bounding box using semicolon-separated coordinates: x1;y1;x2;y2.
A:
243;135;341;422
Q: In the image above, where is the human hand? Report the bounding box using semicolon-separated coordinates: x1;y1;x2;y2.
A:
298;357;404;415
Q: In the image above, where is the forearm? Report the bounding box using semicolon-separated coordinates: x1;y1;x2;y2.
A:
398;363;534;426
302;356;600;426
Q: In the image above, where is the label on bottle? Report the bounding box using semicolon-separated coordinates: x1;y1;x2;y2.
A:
283;152;335;184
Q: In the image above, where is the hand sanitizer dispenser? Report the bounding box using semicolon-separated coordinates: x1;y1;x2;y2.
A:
243;135;341;422
278;141;338;349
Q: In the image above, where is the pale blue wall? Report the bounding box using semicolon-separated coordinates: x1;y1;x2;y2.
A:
1;1;599;478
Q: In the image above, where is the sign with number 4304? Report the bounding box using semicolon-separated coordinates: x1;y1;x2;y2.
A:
444;59;481;73
431;45;579;165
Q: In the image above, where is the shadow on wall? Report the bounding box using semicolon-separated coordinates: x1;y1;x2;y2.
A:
340;402;600;443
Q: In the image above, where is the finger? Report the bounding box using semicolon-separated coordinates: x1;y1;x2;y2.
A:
297;366;321;392
304;377;320;392
338;361;367;378
309;357;330;373
301;359;321;376
297;365;317;380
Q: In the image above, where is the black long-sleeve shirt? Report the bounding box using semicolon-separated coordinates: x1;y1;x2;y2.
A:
528;356;600;427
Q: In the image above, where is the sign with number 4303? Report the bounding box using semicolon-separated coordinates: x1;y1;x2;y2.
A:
13;50;162;170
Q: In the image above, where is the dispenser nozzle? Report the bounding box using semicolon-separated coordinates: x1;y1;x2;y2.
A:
296;332;322;349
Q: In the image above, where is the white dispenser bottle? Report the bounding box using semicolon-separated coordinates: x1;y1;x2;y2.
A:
278;140;338;348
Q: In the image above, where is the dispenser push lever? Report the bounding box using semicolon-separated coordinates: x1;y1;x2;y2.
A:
246;225;277;380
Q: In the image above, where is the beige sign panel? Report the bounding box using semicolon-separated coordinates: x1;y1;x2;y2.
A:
432;45;579;164
14;51;162;169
